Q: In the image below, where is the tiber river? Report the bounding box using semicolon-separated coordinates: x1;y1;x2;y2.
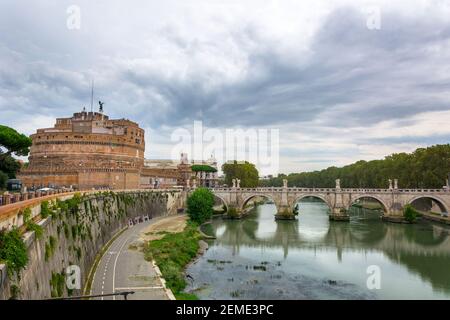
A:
184;199;450;300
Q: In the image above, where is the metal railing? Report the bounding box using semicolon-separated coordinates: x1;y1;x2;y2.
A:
49;291;135;300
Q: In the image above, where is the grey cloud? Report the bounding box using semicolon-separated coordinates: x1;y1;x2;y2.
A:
1;1;450;172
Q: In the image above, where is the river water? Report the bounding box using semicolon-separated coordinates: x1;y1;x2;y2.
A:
184;201;450;300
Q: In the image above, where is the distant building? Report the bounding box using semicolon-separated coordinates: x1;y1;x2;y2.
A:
18;109;217;190
140;154;218;189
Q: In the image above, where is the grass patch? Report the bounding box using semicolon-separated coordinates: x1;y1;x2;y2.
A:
144;221;201;300
175;292;199;300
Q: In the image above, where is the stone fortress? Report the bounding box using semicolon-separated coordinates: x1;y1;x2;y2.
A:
18;106;218;190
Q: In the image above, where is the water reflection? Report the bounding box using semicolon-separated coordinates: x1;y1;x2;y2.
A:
186;201;450;299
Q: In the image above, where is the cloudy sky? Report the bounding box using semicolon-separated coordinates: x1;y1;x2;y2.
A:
1;0;449;175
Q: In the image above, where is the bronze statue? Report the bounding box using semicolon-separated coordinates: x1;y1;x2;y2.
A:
99;100;104;113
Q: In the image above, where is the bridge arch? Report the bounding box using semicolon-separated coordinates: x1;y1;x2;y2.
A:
408;195;449;214
213;194;229;213
292;195;333;213
349;195;389;213
241;194;278;213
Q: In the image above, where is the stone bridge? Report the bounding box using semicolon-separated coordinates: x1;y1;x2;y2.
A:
211;179;450;221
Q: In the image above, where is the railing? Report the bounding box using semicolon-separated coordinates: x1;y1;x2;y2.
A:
49;291;135;300
0;189;74;207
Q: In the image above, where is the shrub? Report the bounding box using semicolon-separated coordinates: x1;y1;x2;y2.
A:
66;193;82;214
404;205;419;223
50;271;65;297
186;188;214;224
26;222;43;239
227;207;240;218
23;208;43;239
0;227;28;275
40;201;51;218
45;236;57;261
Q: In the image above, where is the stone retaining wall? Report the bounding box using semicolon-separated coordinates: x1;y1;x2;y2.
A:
0;190;186;300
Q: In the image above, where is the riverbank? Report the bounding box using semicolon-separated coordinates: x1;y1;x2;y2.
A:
143;215;203;300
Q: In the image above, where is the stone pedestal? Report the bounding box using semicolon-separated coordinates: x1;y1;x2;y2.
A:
329;214;350;221
329;207;350;221
275;205;296;220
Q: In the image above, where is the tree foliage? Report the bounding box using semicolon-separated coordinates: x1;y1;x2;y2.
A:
0;125;32;158
191;164;217;173
259;144;450;189
0;155;21;179
0;171;8;190
0;227;28;275
222;161;259;188
0;125;32;185
186;188;214;224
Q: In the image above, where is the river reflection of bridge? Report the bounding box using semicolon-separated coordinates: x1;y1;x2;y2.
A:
212;203;450;294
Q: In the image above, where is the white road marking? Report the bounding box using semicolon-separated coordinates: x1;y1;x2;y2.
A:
112;229;136;300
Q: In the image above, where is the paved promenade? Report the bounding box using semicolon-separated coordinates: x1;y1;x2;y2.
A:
91;216;177;300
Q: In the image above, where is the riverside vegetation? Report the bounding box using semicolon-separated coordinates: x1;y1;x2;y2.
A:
259;144;450;189
144;188;215;300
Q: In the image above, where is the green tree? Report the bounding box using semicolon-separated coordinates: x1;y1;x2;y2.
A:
222;161;259;188
0;155;21;179
0;171;8;190
0;125;32;159
186;188;215;224
0;125;32;183
259;144;450;189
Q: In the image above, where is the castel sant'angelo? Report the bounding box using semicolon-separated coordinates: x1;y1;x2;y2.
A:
18;105;218;190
